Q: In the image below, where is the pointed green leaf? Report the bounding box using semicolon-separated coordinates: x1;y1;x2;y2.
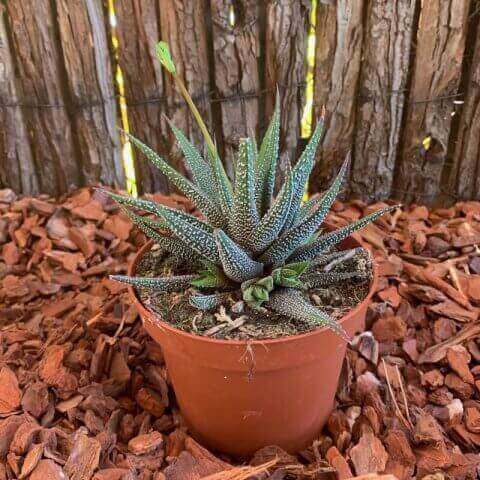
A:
257;276;274;291
290;205;400;262
272;261;308;288
189;293;226;311
285;261;309;276
103;191;219;265
214;229;263;283
268;289;349;341
250;164;294;254
105;190;221;264
166;119;217;200
259;156;349;267
160;207;220;264
282;120;324;231
241;277;272;309
242;286;256;303
156;41;232;215
253;285;269;301
311;248;364;268
256;96;280;214
110;274;196;292
119;204;169;231
190;262;230;288
155;41;176;74
229;138;259;246
121;207;198;263
208;150;234;216
125;131;224;227
294;195;322;226
100;189;165;217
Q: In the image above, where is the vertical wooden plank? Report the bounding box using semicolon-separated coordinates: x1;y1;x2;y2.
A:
311;0;364;192
312;0;336;124
159;0;214;177
5;0;81;195
394;0;470;204
350;0;416;201
210;0;260;176
449;25;480;200
0;7;37;194
114;0;170;193
264;0;309;168
56;0;124;188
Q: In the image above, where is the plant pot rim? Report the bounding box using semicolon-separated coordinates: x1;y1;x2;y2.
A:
128;232;378;346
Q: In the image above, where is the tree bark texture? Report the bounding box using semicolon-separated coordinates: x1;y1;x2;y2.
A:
56;0;124;188
0;6;37;194
4;0;81;196
1;0;479;204
210;0;260;177
264;0;308;171
159;0;214;178
350;0;416;202
394;0;470;204
311;0;364;193
448;24;480;200
114;0;170;193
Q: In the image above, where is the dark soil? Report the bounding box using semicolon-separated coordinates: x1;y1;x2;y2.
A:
135;245;372;340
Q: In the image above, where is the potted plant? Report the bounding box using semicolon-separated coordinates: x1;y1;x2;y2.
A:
105;42;397;457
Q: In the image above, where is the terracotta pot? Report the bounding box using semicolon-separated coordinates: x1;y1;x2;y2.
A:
128;231;377;457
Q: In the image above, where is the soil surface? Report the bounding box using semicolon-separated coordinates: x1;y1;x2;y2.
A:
0;187;479;479
135;246;372;340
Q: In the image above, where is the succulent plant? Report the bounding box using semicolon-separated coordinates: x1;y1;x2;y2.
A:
105;42;399;341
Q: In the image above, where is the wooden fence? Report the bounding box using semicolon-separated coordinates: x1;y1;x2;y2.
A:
0;0;479;205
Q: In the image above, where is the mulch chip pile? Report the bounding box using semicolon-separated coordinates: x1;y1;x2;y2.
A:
0;186;479;480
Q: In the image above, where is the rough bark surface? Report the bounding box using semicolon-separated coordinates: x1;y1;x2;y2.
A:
159;0;214;180
264;0;308;170
114;0;170;193
56;0;124;188
0;7;37;194
351;0;416;202
449;25;480;200
311;0;364;192
4;0;81;195
394;0;470;204
312;0;336;123
210;0;260;176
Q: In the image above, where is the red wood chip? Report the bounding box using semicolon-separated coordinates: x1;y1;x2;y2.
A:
1;241;20;266
128;431;164;455
2;188;480;478
350;432;388;476
446;345;474;384
371;316;407;342
28;459;65;480
103;214;132;241
0;367;22;414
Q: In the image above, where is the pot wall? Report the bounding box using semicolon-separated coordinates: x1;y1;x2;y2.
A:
129;234;376;456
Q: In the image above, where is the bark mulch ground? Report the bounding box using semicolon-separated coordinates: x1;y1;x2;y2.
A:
0;187;479;480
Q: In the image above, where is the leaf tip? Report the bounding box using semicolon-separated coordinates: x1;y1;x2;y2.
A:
155;41;176;74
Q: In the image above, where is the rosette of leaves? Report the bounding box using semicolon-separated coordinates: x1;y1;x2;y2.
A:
107;41;399;341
